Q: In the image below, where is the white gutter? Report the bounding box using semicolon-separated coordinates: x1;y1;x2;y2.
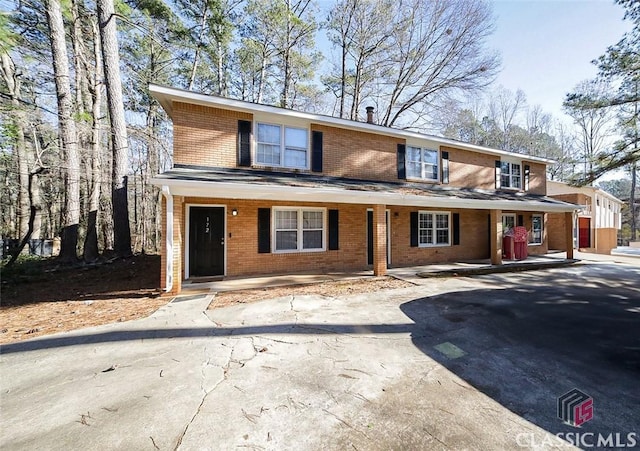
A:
148;83;555;165
161;186;173;293
151;176;579;213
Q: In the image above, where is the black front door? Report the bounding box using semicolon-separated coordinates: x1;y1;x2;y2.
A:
189;207;225;277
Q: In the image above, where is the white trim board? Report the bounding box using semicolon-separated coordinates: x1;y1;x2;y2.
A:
153;178;579;213
184;204;227;279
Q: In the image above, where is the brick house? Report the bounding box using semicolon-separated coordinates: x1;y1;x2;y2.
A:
547;181;623;254
150;85;578;294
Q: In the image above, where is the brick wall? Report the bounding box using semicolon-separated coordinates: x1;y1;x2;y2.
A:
548;213;567;251
525;161;547;195
311;123;404;182
595;228;617;254
171;105;548;196
182;197;369;276
164;197;553;286
444;146;496;190
390;206;490;264
173;102;251;167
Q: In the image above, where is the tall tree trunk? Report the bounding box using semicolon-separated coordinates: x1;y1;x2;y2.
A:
0;53;29;241
339;38;347;118
97;0;132;257
188;5;208;91
631;163;637;242
7;168;46;266
217;38;225;96
257;49;267;103
83;16;103;262
46;0;81;262
144;103;159;252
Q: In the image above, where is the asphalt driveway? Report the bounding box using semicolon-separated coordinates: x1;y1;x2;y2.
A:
1;260;638;450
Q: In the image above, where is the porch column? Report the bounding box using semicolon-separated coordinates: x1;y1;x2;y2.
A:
490;209;503;265
372;204;387;276
160;194;168;291
565;211;574;260
170;195;184;295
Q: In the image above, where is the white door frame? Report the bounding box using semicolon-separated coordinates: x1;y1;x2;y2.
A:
184;204;227;279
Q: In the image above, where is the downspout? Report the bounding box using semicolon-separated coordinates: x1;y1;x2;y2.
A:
162;185;173;293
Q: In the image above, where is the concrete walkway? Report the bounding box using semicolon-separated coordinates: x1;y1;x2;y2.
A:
1;275;572;450
180;250;638;294
183;254;579;294
2;252;637;450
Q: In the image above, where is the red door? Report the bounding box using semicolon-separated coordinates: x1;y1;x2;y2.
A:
578;217;591;248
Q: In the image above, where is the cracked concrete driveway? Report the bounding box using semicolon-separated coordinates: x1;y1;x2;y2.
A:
1;261;639;450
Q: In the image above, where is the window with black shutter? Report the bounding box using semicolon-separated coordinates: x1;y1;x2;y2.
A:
397;144;406;180
328;209;339;250
441;151;450;184
238;120;252;167
410;211;418;247
257;208;270;253
311;131;323;172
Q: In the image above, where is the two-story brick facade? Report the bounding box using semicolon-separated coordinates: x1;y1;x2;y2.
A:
150;84;578;294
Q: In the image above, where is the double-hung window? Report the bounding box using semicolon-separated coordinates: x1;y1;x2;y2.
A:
530;214;543;245
501;161;522;189
418;211;450;246
256;123;308;169
274;208;324;252
407;146;439;181
502;214;516;233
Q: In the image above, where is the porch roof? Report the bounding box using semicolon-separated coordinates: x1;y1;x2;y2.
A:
152;165;580;213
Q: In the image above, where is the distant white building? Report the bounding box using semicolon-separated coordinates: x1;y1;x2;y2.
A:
547;181;623;254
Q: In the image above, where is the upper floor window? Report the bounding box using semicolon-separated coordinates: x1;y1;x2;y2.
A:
501;161;521;189
418;211;450;246
256;123;308;169
407;146;438;181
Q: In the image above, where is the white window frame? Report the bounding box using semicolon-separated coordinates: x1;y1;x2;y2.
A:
407;146;439;182
500;160;522;190
272;207;326;253
530;214;543;245
418;211;451;247
502;213;516;233
255;122;309;170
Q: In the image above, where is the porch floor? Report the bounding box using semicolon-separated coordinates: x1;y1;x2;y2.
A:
180;252;578;294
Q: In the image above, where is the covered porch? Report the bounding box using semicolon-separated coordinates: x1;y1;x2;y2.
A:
152;166;579;294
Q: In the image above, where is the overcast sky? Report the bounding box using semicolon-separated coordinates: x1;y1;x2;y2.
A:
488;0;630;122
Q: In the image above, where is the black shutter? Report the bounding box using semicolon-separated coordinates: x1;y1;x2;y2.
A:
328;209;339;250
452;213;460;245
397;144;406;180
410;211;418;247
257;208;270;253
495;160;501;189
312;131;323;172
441;151;449;184
238;120;252;167
524;164;530;191
517;214;524;227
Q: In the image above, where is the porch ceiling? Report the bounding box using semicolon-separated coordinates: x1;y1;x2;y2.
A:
151;165;580;213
